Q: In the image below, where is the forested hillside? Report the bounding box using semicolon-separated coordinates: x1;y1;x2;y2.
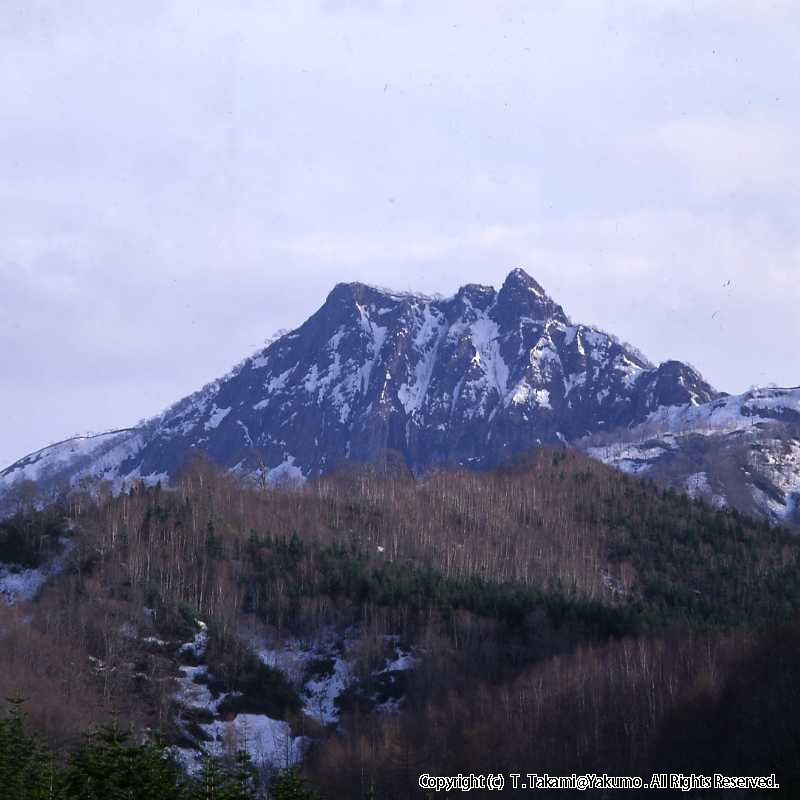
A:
1;447;799;797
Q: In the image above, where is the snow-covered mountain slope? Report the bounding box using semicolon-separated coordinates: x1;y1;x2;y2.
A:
0;429;150;493
1;269;719;497
584;386;800;525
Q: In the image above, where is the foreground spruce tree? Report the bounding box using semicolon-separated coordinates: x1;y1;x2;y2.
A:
60;723;188;800
194;750;261;800
0;699;325;800
268;767;319;800
0;697;57;800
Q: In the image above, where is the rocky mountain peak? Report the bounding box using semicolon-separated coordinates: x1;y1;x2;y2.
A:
2;269;726;499
496;268;567;324
503;267;547;294
325;280;394;309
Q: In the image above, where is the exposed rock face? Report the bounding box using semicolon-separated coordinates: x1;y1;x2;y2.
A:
1;268;722;496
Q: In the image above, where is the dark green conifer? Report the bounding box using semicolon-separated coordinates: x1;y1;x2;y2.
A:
0;696;58;800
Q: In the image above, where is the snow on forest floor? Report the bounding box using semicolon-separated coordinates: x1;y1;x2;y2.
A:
169;621;307;775
0;538;74;605
171;627;419;774
257;633;419;726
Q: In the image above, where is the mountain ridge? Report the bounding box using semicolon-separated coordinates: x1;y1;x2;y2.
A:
2;268;723;496
584;384;800;525
7;267;797;526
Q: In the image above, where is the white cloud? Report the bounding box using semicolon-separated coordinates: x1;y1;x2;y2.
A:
655;115;800;196
1;0;799;468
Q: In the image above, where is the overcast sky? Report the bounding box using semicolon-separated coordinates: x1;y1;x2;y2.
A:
1;1;799;469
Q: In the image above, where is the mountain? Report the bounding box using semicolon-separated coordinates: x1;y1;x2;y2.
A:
1;268;720;497
583;385;800;526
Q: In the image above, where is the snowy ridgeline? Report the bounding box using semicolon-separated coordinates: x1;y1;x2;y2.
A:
587;387;800;453
584;388;800;524
169;624;418;776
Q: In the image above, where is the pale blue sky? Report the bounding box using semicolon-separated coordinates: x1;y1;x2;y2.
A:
2;1;799;468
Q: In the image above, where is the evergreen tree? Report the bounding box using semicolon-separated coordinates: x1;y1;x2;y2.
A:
0;696;58;800
268;767;319;800
221;749;260;800
192;756;226;800
189;750;264;800
61;722;188;800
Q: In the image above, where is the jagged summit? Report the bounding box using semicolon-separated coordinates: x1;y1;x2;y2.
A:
328;268;544;297
502;266;547;293
2;268;723;498
324;269;563;317
496;268;567;324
